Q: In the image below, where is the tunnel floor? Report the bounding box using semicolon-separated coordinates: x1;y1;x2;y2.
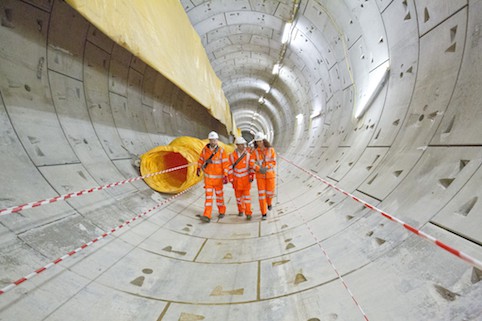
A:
1;160;481;321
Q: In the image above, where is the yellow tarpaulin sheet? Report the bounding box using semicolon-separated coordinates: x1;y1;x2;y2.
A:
66;0;234;132
140;137;235;194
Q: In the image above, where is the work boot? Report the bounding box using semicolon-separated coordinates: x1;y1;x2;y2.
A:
261;214;267;220
246;215;252;220
268;205;272;211
200;215;210;223
218;213;225;219
238;212;244;216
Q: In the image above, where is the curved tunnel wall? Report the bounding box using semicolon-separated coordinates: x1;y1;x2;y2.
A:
1;0;482;320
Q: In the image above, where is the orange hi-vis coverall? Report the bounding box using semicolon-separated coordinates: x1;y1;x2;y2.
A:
228;150;255;217
253;146;277;215
197;144;229;219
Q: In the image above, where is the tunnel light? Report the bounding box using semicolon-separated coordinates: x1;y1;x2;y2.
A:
310;110;321;119
296;113;304;121
258;97;265;104
265;86;271;94
281;22;292;44
355;62;390;119
272;64;280;75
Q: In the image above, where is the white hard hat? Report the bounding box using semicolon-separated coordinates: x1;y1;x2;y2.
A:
208;131;219;139
254;132;265;141
235;137;247;145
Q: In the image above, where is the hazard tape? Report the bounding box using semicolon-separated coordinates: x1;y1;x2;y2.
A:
0;163;195;217
0;185;194;296
299;213;369;320
280;155;482;270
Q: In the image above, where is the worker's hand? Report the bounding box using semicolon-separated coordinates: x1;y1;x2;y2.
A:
196;168;201;176
259;167;267;174
223;176;228;184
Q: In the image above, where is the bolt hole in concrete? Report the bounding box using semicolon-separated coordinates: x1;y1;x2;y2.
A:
178;312;205;320
471;268;482;284
294;272;307;285
433;284;459;301
142;268;153;274
130;276;145;287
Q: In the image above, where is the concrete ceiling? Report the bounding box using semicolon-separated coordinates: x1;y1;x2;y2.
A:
184;0;388;145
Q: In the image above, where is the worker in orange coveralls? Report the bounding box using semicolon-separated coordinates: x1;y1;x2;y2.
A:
197;131;230;223
252;132;277;220
228;137;255;220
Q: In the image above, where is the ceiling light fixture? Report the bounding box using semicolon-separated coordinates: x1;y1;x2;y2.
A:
272;64;280;75
281;22;293;44
354;62;390;119
310;110;321;119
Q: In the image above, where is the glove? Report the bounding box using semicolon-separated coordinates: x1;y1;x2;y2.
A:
205;159;213;164
196;168;201;176
259;167;267;174
223;176;228;184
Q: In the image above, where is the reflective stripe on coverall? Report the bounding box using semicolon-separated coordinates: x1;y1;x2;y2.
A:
228;150;255;216
198;145;229;218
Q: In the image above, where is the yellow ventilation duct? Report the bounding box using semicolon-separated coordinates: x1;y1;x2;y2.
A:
140;137;235;194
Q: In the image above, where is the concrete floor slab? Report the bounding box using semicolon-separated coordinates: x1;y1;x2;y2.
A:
64;236;134;280
196;222;312;263
260;244;339;299
165;211;260;240
159;280;364;321
136;228;206;262
44;282;167;321
0;268;91;321
18;213;105;258
95;247;258;303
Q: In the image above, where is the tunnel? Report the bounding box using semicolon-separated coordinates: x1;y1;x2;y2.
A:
1;0;482;320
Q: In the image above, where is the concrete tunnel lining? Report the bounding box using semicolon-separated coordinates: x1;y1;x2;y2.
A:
1;0;482;320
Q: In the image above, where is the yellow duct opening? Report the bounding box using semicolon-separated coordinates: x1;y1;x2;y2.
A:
140;136;234;194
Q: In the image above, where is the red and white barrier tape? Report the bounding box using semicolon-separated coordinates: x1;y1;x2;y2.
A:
280;155;482;270
0;185;194;296
0;163;195;217
300;214;369;320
